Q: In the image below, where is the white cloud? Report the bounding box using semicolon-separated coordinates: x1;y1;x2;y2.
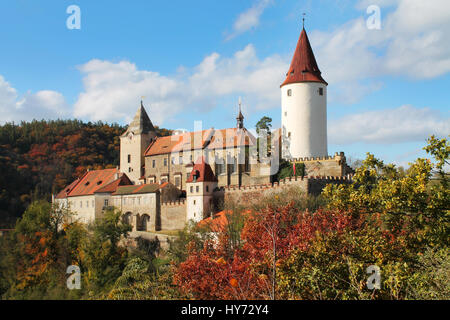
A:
225;0;272;40
329;105;450;144
73;44;287;125
0;75;69;123
310;0;450;103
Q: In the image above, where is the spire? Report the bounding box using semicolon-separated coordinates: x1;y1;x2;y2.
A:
125;101;156;135
236;97;244;129
280;25;327;87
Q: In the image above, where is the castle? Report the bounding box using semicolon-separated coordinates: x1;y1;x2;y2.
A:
54;26;353;232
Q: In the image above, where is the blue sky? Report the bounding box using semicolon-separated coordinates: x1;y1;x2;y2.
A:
0;0;449;167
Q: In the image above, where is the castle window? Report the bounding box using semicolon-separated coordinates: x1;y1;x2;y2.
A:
193;200;196;205
179;155;183;164
287;89;292;97
319;88;324;96
206;186;209;192
92;200;94;207
80;201;82;208
190;186;193;193
152;160;156;168
171;157;175;165
196;186;199;193
128;154;131;163
104;199;109;207
175;176;180;187
288;132;291;138
284;112;287;117
164;158;167;166
86;201;89;208
128;167;132;173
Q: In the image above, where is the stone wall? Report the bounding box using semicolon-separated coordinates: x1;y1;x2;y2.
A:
219;175;352;205
160;200;187;230
293;152;354;177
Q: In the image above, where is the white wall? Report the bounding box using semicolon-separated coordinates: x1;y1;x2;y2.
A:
186;181;216;222
281;82;328;159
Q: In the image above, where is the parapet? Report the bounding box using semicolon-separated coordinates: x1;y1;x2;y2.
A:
161;199;186;207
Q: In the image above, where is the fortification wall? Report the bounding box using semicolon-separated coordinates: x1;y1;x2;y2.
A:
220;175;352;204
292;152;354;177
160;200;186;230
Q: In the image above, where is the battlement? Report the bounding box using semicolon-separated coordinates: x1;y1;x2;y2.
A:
161;199;186;207
290;152;346;163
220;174;353;195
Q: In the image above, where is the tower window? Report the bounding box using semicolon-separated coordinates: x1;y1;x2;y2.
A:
152;159;156;168
196;186;199;193
164;158;167;166
206;186;209;192
287;89;292;97
190;186;193;193
127;154;131;163
288;132;291;138
128;167;132;172
319;88;324;96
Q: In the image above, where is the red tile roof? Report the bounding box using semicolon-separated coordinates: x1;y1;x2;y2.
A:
198;209;252;232
94;174;132;193
57;169;125;198
144;129;214;156
144;127;255;157
207;128;256;150
186;157;218;183
55;178;83;199
198;210;228;232
281;28;327;87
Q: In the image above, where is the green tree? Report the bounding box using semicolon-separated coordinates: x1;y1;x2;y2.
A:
81;208;131;294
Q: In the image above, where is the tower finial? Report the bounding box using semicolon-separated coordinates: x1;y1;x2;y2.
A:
236;96;244;129
141;96;146;107
302;13;306;29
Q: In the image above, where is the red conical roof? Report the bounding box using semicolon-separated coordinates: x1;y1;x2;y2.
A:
281;28;327;87
186;157;217;183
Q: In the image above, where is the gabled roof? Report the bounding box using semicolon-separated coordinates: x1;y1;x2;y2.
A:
55;178;83;199
94;174;132;193
144;128;214;156
62;168;121;197
281;27;327;87
207;128;256;150
122;102;155;137
186;157;218;183
112;183;160;195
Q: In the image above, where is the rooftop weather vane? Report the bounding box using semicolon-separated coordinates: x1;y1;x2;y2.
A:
302;13;306;29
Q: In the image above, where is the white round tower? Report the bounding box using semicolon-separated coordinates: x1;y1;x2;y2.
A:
281;27;328;160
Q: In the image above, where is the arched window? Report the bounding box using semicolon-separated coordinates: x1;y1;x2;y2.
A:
287;89;292;96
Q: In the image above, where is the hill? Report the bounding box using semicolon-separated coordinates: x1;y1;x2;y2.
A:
0;119;171;228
